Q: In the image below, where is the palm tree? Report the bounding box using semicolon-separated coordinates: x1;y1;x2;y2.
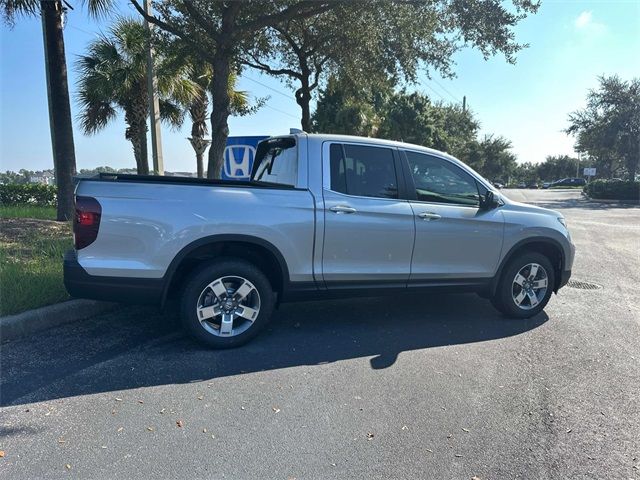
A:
186;64;251;178
3;0;114;220
76;18;194;174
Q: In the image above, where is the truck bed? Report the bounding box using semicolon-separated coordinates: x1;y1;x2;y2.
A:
79;173;298;190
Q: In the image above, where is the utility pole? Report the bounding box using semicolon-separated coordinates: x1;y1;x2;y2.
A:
576;152;581;177
462;95;466;113
144;0;164;175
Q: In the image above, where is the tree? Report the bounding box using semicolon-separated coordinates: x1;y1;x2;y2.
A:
76;18;194;174
378;92;479;157
185;66;253;178
566;76;640;181
312;75;393;136
2;0;114;220
158;35;260;178
131;0;336;179
513;162;538;185
241;9;342;132
243;0;539;133
536;155;578;181
469;134;517;181
314;81;479;158
241;3;398;132
378;91;437;146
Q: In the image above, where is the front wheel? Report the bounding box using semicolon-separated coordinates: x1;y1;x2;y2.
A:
492;252;555;318
180;259;275;348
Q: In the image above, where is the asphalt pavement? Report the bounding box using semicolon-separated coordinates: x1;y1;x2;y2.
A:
1;189;638;479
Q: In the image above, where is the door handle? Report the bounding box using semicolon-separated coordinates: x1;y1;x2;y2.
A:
418;212;441;220
330;205;357;214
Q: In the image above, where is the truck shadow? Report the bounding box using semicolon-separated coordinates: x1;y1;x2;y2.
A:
0;293;548;407
512;194;639;211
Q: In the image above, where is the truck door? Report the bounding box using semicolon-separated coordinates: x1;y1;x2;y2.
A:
321;142;415;287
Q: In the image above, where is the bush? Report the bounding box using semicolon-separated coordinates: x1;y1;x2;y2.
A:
0;183;57;206
584;179;639;201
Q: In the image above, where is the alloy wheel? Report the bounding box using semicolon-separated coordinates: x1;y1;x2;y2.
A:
511;263;548;310
195;275;261;337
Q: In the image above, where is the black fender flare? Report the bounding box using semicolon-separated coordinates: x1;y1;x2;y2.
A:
487;236;566;296
160;234;291;306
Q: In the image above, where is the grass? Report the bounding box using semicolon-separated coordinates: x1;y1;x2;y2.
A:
0;214;72;316
0;205;57;220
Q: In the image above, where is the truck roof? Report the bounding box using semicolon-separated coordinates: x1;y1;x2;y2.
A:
277;132;466;168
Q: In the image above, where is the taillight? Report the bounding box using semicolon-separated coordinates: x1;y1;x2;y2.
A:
74;196;101;249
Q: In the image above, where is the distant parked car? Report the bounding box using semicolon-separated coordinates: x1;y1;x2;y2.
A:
551;178;587;187
517;182;527;188
527;183;539;189
542;182;551;189
493;182;504;189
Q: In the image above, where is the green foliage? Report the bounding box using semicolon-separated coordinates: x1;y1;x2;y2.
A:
0;169;37;184
76;17;197;173
566;76;640;181
312;75;393;136
0;221;72;315
584;179;640;201
313;77;516;181
2;0;114;26
136;0;539;175
536;155;579;181
0;205;57;220
79;166;117;174
76;17;194;134
243;0;539;130
513;162;538;185
462;135;517;181
0;183;57;207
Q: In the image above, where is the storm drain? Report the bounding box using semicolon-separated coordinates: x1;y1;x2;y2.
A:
566;279;602;290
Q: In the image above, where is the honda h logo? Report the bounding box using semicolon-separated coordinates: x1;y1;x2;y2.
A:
223;144;255;179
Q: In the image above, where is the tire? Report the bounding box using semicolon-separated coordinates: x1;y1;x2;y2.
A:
180;258;275;348
491;252;555;318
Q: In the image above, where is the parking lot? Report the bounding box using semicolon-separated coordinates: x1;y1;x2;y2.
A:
1;188;638;479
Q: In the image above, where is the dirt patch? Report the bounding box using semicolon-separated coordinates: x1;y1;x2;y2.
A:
0;218;71;250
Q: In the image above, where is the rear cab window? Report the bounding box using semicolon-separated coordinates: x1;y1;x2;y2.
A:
252;137;297;186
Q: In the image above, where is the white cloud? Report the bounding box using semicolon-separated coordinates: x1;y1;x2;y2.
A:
574;11;606;34
574;11;592;29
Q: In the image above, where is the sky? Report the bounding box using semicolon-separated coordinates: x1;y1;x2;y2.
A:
1;0;639;173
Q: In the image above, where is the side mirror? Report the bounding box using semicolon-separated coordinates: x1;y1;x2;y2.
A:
481;190;500;210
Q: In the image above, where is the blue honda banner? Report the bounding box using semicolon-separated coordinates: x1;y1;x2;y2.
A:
221;136;269;180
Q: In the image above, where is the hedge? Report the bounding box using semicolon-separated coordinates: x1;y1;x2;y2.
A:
584;179;639;201
0;183;57;206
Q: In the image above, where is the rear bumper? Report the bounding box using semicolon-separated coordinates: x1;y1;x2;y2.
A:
64;250;163;305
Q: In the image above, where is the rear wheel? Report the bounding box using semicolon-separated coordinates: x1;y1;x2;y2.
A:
492;252;555;318
180;259;275;348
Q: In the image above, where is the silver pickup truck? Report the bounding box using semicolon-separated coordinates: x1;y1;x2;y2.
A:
64;133;575;347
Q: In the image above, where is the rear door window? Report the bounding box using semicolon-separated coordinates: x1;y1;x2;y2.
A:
329;144;398;199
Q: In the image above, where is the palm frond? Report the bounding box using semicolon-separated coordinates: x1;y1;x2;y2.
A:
2;0;38;26
76;90;117;135
83;0;114;19
159;99;186;130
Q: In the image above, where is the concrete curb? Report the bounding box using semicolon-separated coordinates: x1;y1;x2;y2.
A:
0;299;119;342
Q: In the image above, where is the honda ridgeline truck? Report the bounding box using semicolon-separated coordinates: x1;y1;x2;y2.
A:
64;133;575;348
